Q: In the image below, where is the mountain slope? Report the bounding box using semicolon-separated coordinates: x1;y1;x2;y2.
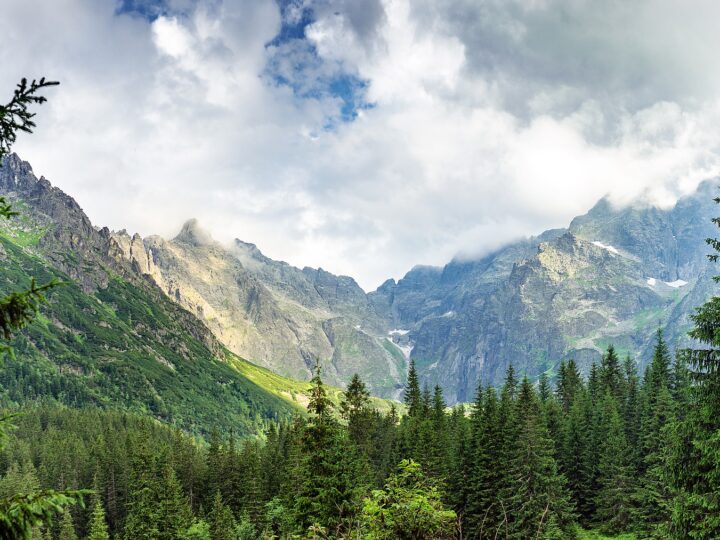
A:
112;221;407;398
0;154;302;436
379;184;720;402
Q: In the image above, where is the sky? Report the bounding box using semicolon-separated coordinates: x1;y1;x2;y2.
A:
3;0;720;291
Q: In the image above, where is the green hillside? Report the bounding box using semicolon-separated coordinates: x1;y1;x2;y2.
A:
0;231;300;437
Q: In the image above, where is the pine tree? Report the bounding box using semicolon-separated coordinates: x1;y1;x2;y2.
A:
594;393;635;534
57;510;77;540
404;360;422;417
86;502;110;540
600;345;624;402
157;465;191;540
560;392;594;524
208;492;236;540
538;372;551;403
506;378;575;539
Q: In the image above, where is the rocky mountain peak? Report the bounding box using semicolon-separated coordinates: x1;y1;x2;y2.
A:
174;218;215;247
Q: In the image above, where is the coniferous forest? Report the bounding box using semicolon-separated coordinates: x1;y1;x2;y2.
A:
2;82;720;539
2;325;720;539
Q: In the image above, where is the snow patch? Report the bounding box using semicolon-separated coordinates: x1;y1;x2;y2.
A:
647;278;657;286
354;324;361;330
441;310;455;318
388;328;409;336
386;338;414;359
592;241;619;255
665;279;688;288
398;344;414;359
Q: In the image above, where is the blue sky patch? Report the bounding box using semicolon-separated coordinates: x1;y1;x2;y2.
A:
266;0;373;126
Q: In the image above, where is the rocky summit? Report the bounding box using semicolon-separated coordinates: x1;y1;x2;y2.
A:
4;154;719;403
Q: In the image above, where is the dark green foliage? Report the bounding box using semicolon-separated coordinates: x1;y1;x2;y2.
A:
559;393;594;524
292;363;369;536
58;509;77;540
86;502;109;540
0;78;58;161
506;379;575;539
403;360;422;417
594;394;635;535
360;459;456;540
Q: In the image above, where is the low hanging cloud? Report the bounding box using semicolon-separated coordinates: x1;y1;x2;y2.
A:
2;0;720;290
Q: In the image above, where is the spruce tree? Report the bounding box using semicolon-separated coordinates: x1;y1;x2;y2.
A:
622;354;641;465
466;386;507;539
157;465;191;540
538;372;551;403
293;361;368;535
556;359;582;413
57;510;77;540
427;385;449;479
404;360;422;417
340;373;370;420
600;345;624;402
594;393;635;535
86;502;110;540
208;492;236;540
560;392;594;524
506;378;575;539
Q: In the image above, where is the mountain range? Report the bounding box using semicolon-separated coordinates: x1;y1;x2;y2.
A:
2;153;718;407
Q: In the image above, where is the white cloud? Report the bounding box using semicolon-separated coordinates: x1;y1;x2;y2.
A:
2;0;720;291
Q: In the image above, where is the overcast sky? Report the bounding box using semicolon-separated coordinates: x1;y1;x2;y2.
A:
3;0;720;290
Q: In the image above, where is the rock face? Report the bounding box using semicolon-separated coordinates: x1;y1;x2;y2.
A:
111;221;406;398
374;182;720;402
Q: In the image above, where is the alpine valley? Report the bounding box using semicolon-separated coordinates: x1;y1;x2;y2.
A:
1;153;718;408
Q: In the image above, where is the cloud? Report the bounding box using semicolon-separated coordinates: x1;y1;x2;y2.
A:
2;0;720;290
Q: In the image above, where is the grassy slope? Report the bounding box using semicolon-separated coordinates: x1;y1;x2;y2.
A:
228;353;401;415
0;233;299;437
0;229;401;437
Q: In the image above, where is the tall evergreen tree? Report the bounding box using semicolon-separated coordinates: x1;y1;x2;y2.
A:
157;464;191;540
57;510;77;540
600;345;625;402
404;361;422;417
560;391;594;524
466;387;503;539
86;502;110;540
556;359;582;413
594;394;635;535
506;378;575;539
208;492;236;540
